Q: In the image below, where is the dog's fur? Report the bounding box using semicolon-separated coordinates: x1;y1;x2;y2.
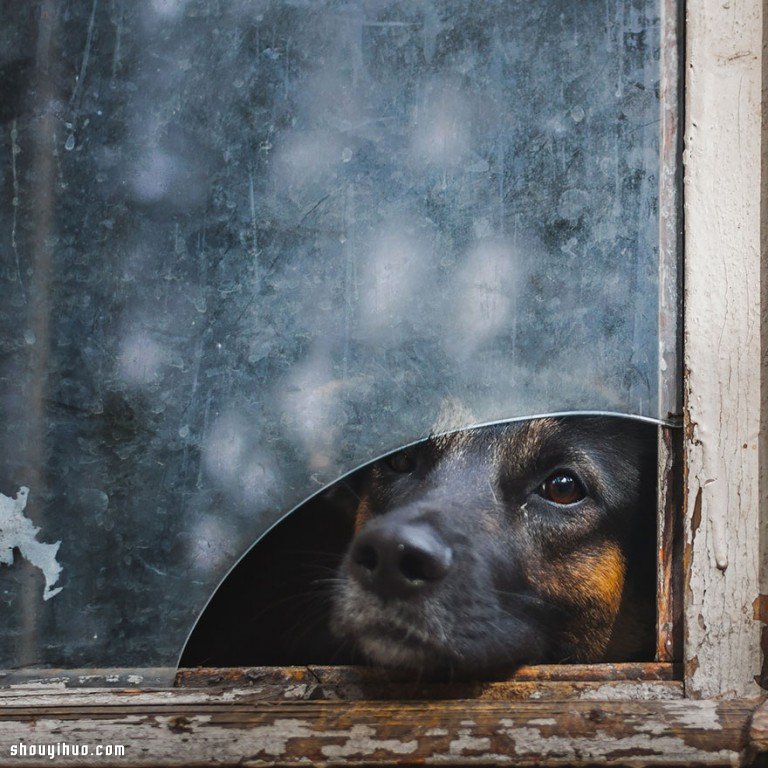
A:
330;417;656;672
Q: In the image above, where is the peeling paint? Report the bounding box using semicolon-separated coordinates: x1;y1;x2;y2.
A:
197;719;418;760
683;0;763;698
283;683;310;698
497;725;735;761
0;487;63;600
663;700;724;730
8;681;67;691
0;699;754;766
448;728;491;755
578;682;681;700
319;724;418;759
221;717;310;756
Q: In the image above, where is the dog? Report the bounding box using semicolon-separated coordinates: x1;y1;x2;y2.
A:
330;416;656;672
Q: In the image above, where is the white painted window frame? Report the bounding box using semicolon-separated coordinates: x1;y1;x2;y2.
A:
0;3;764;764
0;0;763;697
683;0;765;698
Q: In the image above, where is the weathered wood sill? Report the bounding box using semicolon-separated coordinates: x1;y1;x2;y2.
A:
0;665;766;766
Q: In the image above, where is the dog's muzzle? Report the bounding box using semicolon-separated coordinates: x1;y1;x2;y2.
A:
347;518;453;601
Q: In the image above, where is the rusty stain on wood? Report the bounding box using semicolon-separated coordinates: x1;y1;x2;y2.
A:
174;663;680;690
657;426;684;663
748;698;768;753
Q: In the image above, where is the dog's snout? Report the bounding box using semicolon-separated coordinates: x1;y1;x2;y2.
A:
349;522;452;599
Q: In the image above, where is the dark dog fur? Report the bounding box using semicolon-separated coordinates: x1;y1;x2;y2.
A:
330;416;656;672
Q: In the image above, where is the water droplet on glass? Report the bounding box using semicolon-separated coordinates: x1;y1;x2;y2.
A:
341;147;353;163
64;134;75;151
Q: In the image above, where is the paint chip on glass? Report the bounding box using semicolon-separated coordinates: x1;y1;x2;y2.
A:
0;487;63;600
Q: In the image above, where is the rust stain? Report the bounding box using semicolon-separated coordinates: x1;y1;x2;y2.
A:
691;487;703;539
755;596;768;690
167;715;195;734
752;595;768;623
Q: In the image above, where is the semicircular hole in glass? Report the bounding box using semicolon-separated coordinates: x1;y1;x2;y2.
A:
180;415;658;671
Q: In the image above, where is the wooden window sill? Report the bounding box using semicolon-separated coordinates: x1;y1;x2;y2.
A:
175;663;683;702
0;665;766;766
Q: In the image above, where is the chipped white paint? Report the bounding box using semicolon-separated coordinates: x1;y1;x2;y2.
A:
448;728;491;756
496;726;736;763
0;687;274;708
577;682;681;701
497;711;731;762
283;683;310;699
684;0;764;698
224;718;313;757
319;724;418;759
139;716;418;761
7;681;67;692
663;700;724;731
0;487;62;600
428;753;512;765
0;698;751;767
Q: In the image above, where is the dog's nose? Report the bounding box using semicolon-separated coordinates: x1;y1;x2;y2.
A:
348;522;453;599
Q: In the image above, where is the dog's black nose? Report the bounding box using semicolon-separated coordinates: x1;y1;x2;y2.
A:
349;522;453;599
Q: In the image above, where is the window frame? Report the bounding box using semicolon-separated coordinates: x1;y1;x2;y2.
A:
682;0;764;700
0;0;765;762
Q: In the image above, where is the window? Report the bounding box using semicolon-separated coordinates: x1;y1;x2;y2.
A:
0;0;764;763
0;0;674;676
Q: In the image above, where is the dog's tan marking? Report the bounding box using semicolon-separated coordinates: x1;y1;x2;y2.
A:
353;495;374;535
535;542;626;659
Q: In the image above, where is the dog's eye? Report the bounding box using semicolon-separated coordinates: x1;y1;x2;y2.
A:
384;451;416;474
539;472;585;505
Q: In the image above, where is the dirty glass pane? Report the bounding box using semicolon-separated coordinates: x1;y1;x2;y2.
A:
0;0;668;675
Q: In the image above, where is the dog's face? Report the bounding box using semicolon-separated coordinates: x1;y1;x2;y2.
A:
330;417;656;672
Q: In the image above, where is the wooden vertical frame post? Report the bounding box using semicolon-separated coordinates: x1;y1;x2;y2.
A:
656;0;684;665
657;426;683;662
683;0;764;697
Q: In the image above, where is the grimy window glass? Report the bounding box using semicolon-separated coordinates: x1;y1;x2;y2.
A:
0;0;671;677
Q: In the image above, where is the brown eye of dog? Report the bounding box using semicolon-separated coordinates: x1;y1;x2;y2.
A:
539;472;585;505
384;451;416;474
